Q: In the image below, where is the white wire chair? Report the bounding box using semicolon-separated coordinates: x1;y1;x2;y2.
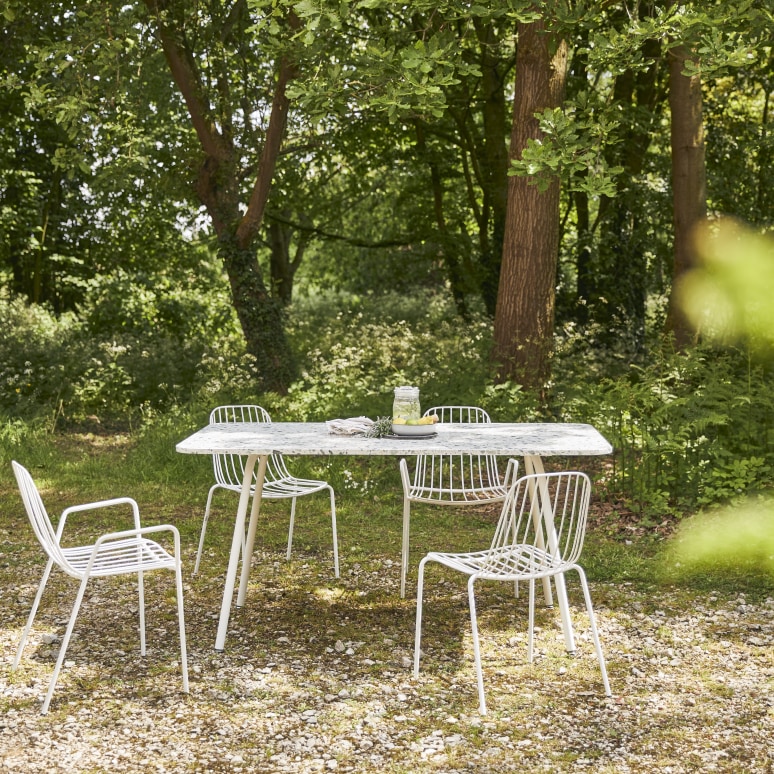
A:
414;470;611;714
398;406;518;597
194;404;339;576
11;461;189;715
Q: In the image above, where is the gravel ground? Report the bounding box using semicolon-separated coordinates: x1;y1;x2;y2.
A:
2;546;773;773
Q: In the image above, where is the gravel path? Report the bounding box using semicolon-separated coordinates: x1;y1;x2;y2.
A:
2;549;773;773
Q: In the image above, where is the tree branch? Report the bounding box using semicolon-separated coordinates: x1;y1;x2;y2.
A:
236;55;295;248
143;0;229;163
266;211;416;249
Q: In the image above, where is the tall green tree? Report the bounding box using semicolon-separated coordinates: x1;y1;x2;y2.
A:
140;0;298;391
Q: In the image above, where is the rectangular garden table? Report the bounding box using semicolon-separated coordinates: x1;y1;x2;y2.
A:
176;422;612;651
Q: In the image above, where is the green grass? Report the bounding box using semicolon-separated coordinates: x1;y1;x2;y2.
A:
2;420;774;773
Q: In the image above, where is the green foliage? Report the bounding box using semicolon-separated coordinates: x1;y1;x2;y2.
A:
556;339;773;517
678;219;774;346
0;293;80;419
1;285;771;521
1;1;772;526
280;290;497;420
0;262;251;426
508;101;624;197
664;500;774;578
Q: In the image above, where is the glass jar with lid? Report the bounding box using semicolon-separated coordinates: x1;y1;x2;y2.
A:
392;386;421;422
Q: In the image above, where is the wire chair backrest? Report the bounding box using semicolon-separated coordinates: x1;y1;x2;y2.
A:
426;406;492;424
411;406;503;501
209;404;291;487
489;471;591;574
12;461;71;573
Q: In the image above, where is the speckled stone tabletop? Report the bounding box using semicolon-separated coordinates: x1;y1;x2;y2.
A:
176;422;612;458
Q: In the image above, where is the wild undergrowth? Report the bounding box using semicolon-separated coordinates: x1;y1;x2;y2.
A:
0;287;771;522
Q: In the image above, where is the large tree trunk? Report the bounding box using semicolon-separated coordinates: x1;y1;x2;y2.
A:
219;230;295;385
492;20;568;390
665;43;706;350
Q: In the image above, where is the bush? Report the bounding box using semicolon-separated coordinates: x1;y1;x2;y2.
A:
0;266;250;426
548;338;774;517
281;290;497;420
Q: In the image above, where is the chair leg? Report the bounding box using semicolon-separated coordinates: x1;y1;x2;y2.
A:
413;557;428;677
13;558;54;670
42;573;90;715
328;486;339;578
286;497;298;561
138;567;146;656
173;552;190;693
467;576;487;715
400;496;411;599
576;566;612;696
527;578;536;663
194;484;219;575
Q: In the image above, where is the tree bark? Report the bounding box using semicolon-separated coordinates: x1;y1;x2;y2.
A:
268;212;310;306
219;230;295;386
665;44;706;350
492;20;568;390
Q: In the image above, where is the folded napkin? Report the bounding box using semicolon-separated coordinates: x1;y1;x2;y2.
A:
325;417;375;436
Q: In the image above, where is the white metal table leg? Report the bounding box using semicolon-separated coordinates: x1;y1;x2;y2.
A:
214;453;260;651
237;454;269;608
523;454;577;654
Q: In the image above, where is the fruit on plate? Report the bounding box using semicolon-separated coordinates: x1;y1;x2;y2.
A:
393;414;438;426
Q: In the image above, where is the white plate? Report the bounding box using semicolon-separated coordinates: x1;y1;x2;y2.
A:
391;423;438;437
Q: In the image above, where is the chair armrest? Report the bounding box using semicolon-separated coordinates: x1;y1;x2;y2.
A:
94;524;181;544
57;497;141;538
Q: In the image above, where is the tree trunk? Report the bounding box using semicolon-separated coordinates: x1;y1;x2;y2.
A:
414;121;469;318
268;213;310;306
492;20;568;390
665;44;706;350
588;28;664;343
219;229;295;386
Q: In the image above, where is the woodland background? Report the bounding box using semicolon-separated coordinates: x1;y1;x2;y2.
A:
0;0;772;520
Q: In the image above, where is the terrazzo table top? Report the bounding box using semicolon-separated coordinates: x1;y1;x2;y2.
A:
176;421;613;458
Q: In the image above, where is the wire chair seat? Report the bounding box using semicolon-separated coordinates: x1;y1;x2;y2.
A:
405;479;511;503
59;535;178;577
214;451;331;500
423;542;568;581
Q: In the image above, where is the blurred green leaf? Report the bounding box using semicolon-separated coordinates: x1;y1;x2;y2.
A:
678;219;774;346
